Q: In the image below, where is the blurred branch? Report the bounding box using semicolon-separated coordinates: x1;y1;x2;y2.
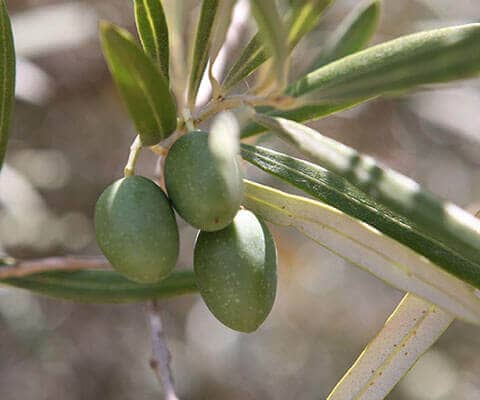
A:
147;300;179;400
0;255;109;279
327;293;454;400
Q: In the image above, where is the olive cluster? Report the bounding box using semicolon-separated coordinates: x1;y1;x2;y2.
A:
94;131;277;332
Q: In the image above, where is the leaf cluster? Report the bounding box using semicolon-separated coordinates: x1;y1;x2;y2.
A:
1;3;480;395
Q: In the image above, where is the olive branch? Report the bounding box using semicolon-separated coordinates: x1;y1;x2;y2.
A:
2;0;480;399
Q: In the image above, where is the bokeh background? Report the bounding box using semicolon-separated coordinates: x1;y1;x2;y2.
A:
1;0;480;399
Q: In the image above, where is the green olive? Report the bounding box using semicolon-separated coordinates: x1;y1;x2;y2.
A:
164;130;244;231
94;176;179;283
194;210;277;332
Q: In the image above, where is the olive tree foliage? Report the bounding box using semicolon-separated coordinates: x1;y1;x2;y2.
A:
1;0;480;399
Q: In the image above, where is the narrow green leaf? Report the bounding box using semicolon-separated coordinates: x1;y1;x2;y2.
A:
327;294;453;400
2;270;197;303
0;0;15;170
207;0;236;98
221;0;332;91
250;0;288;86
209;0;236;64
100;22;177;146
134;0;170;79
251;115;480;287
309;0;380;70
243;180;480;324
221;34;266;91
241;24;480;137
241;141;480;290
287;0;333;46
288;23;480;101
240;99;364;138
187;0;219;108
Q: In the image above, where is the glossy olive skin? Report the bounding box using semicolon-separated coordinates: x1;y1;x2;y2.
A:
164;131;244;231
194;210;277;332
94;176;179;283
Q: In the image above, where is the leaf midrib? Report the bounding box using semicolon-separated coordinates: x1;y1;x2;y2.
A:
142;0;162;65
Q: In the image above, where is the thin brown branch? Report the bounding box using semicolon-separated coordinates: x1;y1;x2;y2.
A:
0;255;110;280
147;300;179;400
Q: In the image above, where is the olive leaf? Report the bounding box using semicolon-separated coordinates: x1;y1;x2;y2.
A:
2;270;197;303
209;0;236;65
243;180;480;324
0;0;15;171
309;0;380;70
100;22;177;146
221;0;332;91
206;0;236;99
287;0;333;47
221;34;265;91
134;0;170;79
187;0;219;108
249;0;288;87
162;1;189;108
242;23;480;137
241;142;480;293
288;23;480;101
240;99;363;138
327;293;453;400
247;114;480;288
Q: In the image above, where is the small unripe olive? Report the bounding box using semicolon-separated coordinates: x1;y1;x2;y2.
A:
94;176;179;283
164;130;243;231
194;210;277;332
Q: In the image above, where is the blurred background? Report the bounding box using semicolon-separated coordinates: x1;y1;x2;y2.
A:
1;0;480;399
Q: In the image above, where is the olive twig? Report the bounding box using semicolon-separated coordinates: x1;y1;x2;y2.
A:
124;135;143;177
0;256;109;279
194;94;264;125
150;129;184;190
193;94;299;126
150;144;168;157
194;95;244;125
182;108;196;132
146;301;179;400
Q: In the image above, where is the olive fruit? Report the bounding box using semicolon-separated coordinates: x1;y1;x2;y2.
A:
94;176;179;283
164;130;243;231
194;210;277;332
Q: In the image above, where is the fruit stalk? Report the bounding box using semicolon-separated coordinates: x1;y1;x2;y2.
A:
124;135;143;177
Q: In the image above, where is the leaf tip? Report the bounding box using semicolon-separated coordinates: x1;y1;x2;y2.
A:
99;20;114;35
369;0;382;16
